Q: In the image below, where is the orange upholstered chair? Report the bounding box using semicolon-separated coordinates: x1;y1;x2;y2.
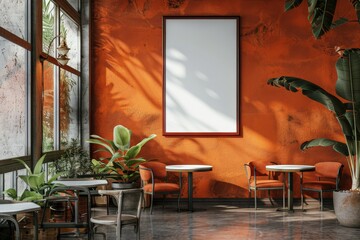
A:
301;162;343;211
244;161;285;210
139;161;181;214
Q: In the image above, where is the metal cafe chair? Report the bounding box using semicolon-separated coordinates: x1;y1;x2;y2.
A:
301;161;343;211
139;161;181;214
244;161;285;210
91;188;143;240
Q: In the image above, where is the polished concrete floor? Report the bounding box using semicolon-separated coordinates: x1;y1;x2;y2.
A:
90;200;360;240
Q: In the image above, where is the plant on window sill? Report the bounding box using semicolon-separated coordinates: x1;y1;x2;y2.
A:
5;154;63;204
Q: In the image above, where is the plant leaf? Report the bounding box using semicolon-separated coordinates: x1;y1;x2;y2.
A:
300;138;349;156
352;0;360;23
285;0;303;11
19;175;31;186
87;137;115;155
125;158;146;168
335;49;360;102
331;17;348;29
268;76;355;139
124;134;156;160
16;159;32;174
108;152;122;164
27;173;45;191
113;125;131;151
307;0;337;38
34;154;46;174
5;188;18;200
20;189;43;202
268;76;346;116
48;172;65;183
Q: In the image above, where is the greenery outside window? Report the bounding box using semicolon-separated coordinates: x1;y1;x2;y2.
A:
42;0;81;152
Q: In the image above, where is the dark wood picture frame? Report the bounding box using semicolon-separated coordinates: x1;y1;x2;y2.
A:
163;16;240;136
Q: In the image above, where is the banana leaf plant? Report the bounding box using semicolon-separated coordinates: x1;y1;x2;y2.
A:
87;125;157;183
267;48;360;190
5;154;63;203
284;0;360;39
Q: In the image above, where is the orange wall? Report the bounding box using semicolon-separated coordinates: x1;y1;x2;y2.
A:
91;0;360;198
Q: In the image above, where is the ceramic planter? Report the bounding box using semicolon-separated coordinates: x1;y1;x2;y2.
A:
333;190;360;228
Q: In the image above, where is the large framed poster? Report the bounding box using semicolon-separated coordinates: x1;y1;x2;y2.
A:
163;16;240;136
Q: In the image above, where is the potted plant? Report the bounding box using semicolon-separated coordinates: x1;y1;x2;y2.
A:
268;48;360;227
87;124;156;189
51;138;93;179
5;154;63;203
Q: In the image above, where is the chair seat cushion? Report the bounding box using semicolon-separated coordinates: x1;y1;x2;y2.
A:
302;181;336;190
91;214;137;225
143;183;180;193
250;180;283;188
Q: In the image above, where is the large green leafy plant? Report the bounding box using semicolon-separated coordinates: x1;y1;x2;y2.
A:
5;154;63;202
268;48;360;190
87;125;156;183
284;0;360;39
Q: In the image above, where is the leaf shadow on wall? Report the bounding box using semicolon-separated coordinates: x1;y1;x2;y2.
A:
92;26;247;198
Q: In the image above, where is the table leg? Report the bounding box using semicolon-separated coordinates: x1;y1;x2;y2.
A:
188;172;193;211
288;172;294;211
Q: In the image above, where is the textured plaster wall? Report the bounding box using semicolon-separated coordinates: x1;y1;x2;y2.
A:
91;0;360;199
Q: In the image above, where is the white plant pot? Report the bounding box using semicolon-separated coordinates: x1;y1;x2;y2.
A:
333;190;360;228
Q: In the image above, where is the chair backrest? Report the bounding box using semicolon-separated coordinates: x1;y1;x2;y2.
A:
116;189;144;220
245;161;278;179
139;161;167;182
315;162;344;180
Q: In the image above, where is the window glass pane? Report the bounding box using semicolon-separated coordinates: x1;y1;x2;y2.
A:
60;11;80;70
60;69;79;149
3;172;14;199
0;37;27;160
42;0;56;56
43;61;56;152
67;0;79;11
0;0;29;41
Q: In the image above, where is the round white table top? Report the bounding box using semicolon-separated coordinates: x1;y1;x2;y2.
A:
53;179;108;187
0;201;40;214
266;164;315;172
166;164;213;172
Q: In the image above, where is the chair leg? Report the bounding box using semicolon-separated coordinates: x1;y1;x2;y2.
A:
2;215;20;240
268;190;274;206
320;191;323;211
93;225;106;240
162;194;166;209
136;222;140;240
283;186;285;209
116;225;121;240
301;188;304;211
150;193;154;214
254;190;257;210
177;192;181;212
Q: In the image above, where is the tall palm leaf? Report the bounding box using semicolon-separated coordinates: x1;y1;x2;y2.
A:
283;0;360;39
268;49;360;190
307;0;337;38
